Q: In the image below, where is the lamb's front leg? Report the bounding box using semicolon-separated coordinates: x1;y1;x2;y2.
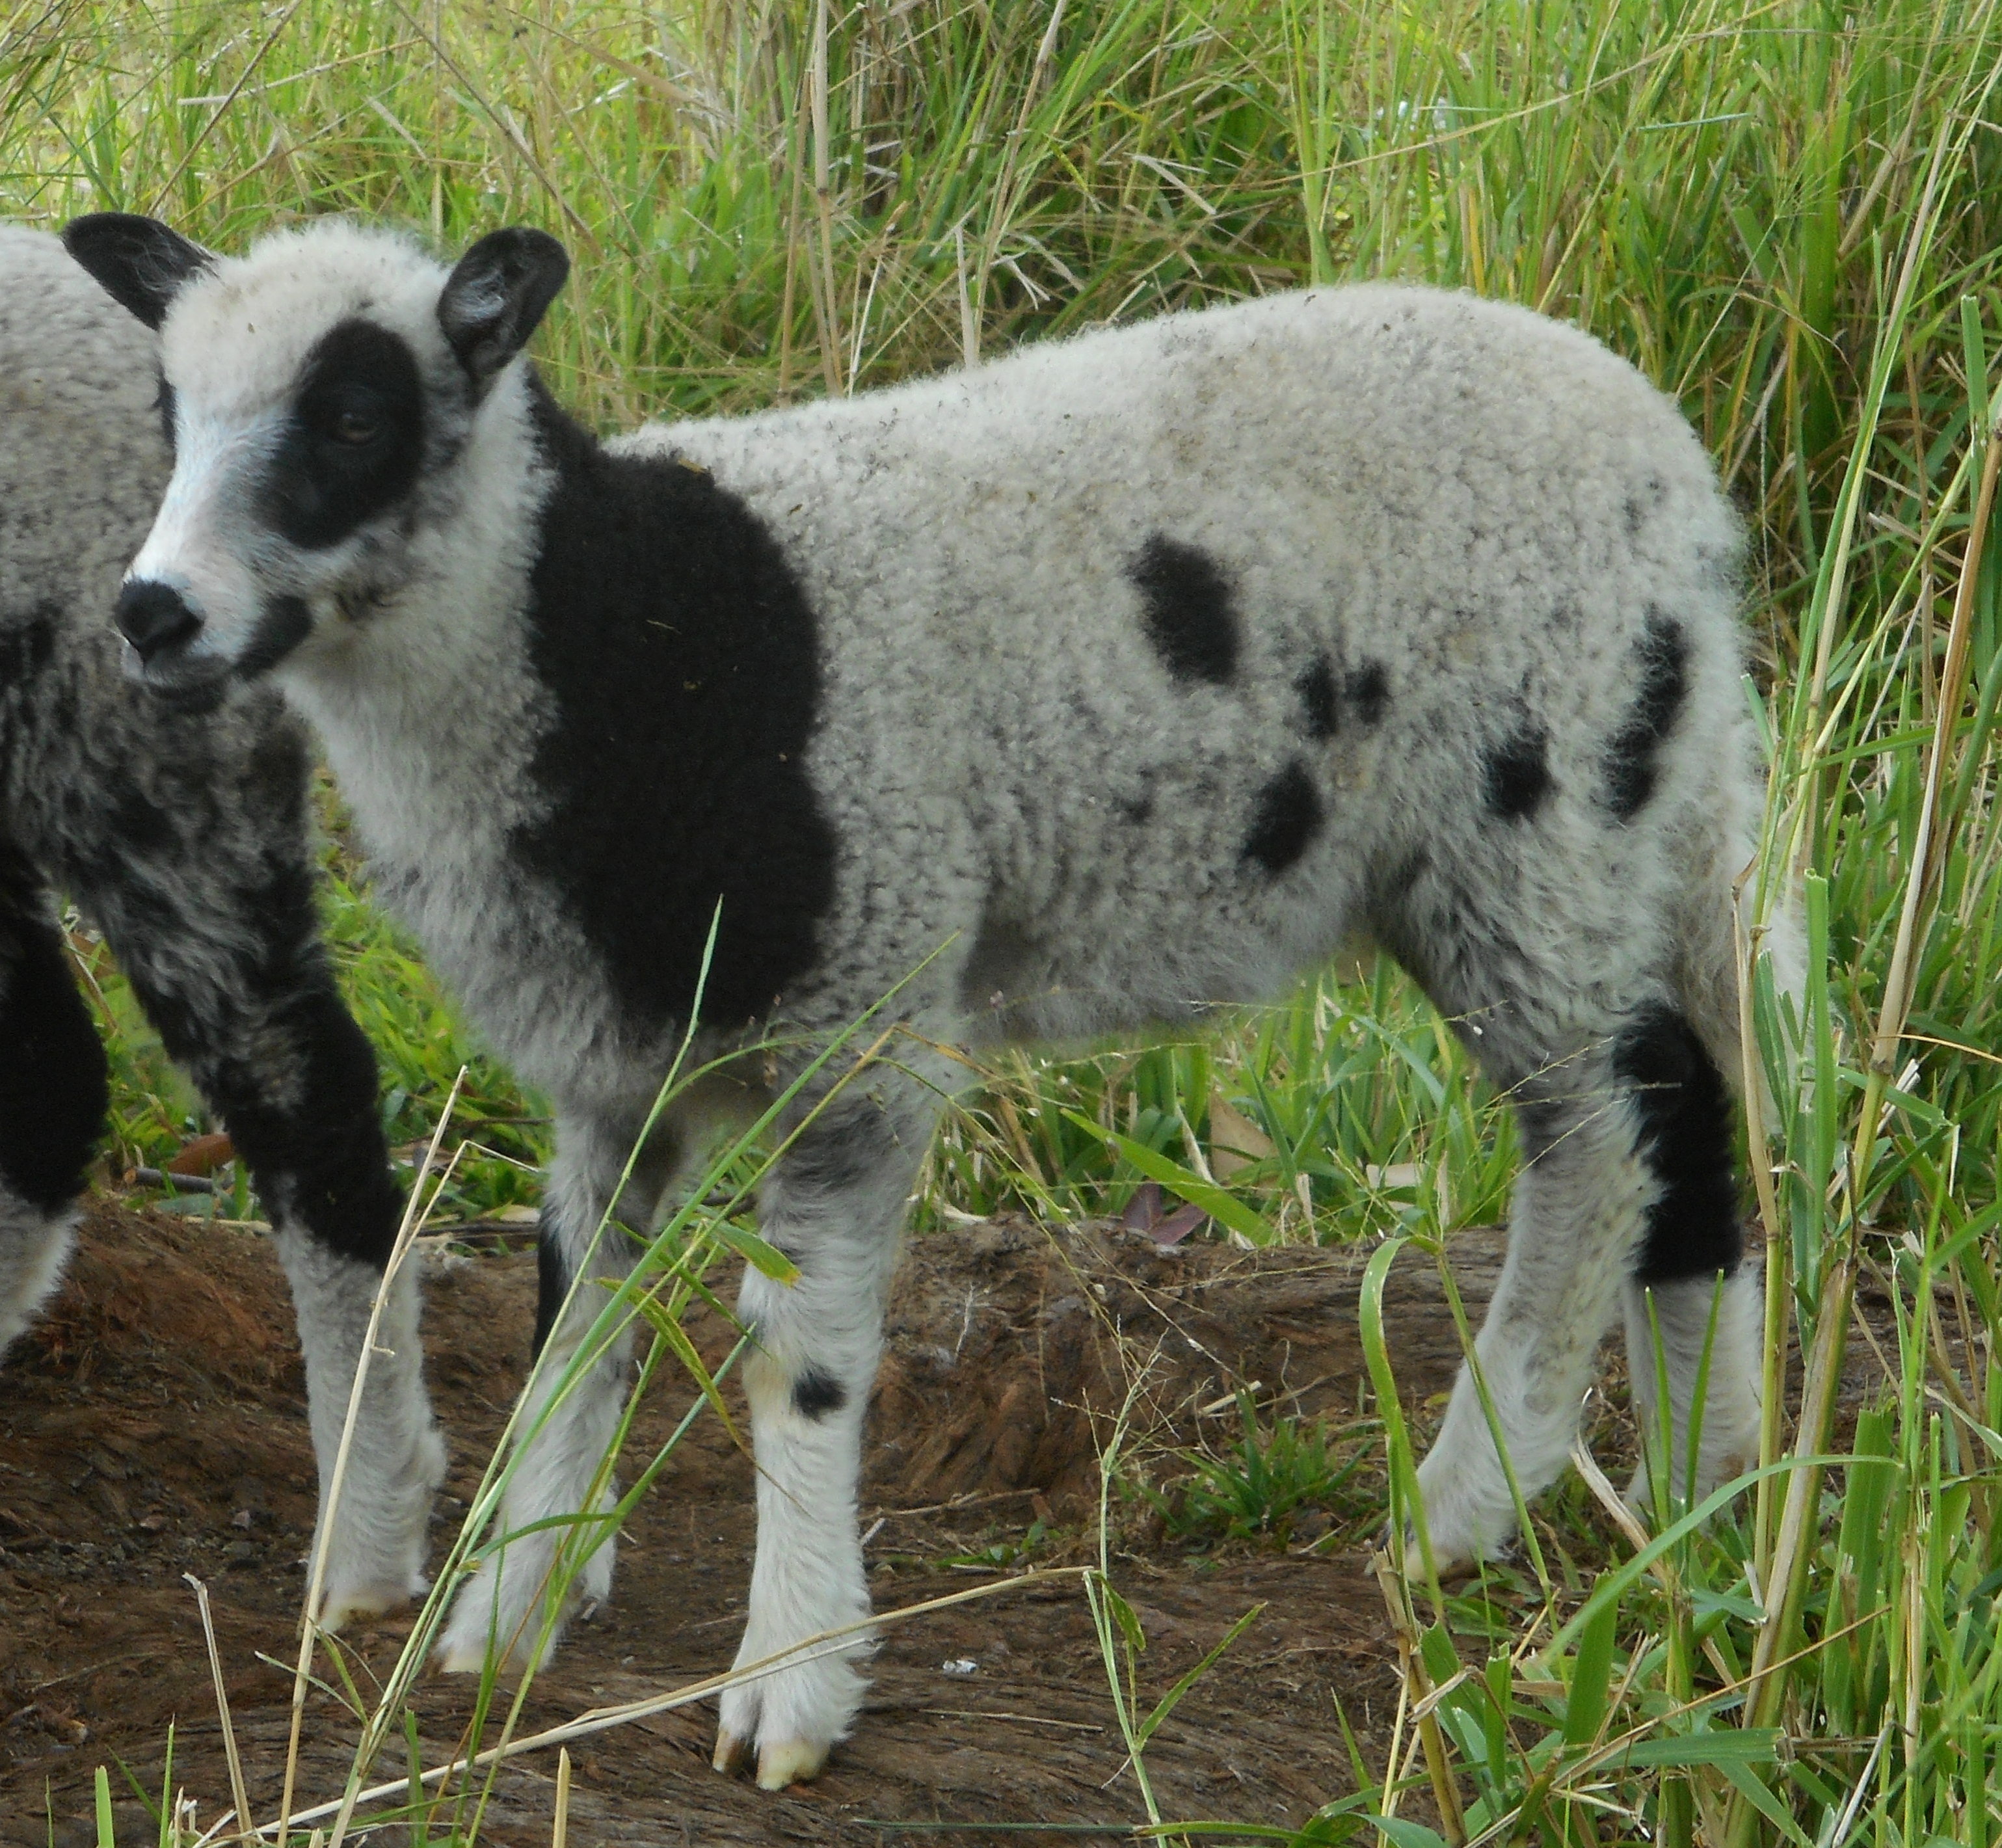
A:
714;1090;930;1790
436;1108;671;1675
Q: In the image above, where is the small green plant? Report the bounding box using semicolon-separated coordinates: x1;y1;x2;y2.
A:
1140;1390;1370;1549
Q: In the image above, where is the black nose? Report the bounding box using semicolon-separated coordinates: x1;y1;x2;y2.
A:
115;580;203;661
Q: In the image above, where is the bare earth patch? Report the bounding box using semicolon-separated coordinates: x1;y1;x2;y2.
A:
17;1197;1850;1846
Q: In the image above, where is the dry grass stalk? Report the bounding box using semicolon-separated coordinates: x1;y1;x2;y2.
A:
276;1069;470;1847
184;1574;255;1847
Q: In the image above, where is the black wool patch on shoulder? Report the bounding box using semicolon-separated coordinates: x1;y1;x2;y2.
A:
1296;654;1339;740
513;377;836;1032
1483;724;1551;821
1346;661;1389;725
792;1367;847;1420
1128;534;1239;685
1601;609;1688;822
263;319;425;550
0;857;107;1212
1614;1004;1742;1284
1242;760;1324;876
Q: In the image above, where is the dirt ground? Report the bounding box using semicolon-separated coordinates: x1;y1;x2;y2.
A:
1;1198;1889;1847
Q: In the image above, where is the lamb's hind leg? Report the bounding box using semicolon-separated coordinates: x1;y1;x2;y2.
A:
714;1077;939;1791
0;868;106;1355
1413;989;1750;1570
436;1105;678;1676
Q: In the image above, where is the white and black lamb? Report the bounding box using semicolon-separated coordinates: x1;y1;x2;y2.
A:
65;212;1795;1789
0;224;442;1629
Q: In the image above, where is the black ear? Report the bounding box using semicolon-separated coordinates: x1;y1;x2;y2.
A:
62;213;217;330
437;228;570;388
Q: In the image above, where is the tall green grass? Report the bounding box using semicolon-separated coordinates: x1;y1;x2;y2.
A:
8;1;2002;1841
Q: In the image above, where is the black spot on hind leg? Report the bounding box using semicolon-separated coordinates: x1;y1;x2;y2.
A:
1128;534;1239;686
1614;1004;1741;1284
1242;760;1324;875
1483;724;1551;821
792;1367;847;1419
532;1227;569;1359
1601;609;1688;822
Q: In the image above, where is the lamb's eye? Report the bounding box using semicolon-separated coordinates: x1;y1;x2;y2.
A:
331;407;380;445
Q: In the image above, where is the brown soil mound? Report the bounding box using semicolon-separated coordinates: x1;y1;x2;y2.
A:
0;1201;1584;1845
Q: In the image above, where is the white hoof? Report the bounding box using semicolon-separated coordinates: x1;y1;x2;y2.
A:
756;1737;831;1791
714;1639;866;1788
1413;1457;1517;1570
319;1577;422;1633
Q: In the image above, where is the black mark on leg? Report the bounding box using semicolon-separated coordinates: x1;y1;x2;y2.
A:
792;1367;847;1420
1615;1004;1741;1284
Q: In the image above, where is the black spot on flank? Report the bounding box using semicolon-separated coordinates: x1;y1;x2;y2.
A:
1128;533;1239;685
1242;760;1323;875
1296;654;1339;740
1602;609;1688;822
263;319;425;550
514;375;836;1032
1483;725;1551;821
792;1367;847;1420
1116;791;1154;825
0;863;108;1212
1614;1004;1741;1285
1345;661;1389;725
155;369;176;459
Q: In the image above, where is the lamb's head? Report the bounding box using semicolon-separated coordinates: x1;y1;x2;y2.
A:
63;213;569;706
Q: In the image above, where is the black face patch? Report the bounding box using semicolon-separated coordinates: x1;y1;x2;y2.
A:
263;319;425;550
1346;661;1389;724
792;1367;847;1420
1614;1004;1741;1285
0;862;109;1212
1128;534;1238;685
512;377;836;1032
1602;610;1688;822
155;369;177;459
235;595;315;679
1242;760;1323;876
1296;654;1339;740
1483;724;1551;821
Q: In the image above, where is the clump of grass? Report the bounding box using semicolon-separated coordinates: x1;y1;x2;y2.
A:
1136;1389;1372;1551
